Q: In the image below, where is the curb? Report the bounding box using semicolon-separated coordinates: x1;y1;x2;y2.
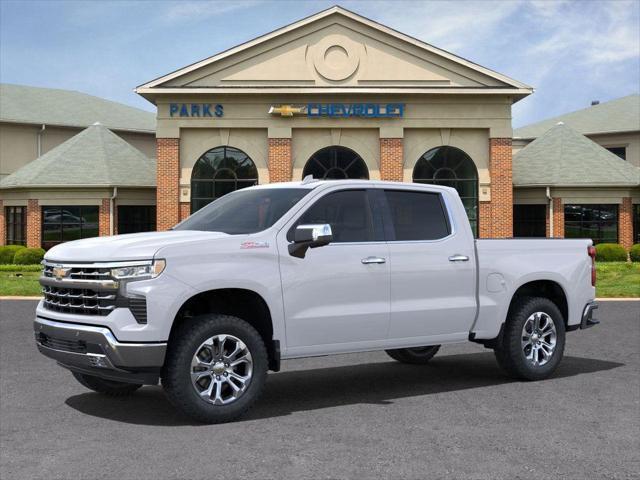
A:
1;296;43;300
595;297;640;302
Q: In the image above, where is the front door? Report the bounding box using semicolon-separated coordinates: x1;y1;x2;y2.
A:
277;188;390;355
380;187;477;342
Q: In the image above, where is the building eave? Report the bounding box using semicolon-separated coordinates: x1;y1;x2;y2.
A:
136;5;532;93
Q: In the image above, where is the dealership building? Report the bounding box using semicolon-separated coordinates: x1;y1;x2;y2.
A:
1;6;639;249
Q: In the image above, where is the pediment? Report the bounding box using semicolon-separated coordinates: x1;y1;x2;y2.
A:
139;7;530;94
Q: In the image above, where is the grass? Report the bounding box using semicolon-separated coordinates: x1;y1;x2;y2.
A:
595;262;640;298
0;265;42;296
0;263;638;298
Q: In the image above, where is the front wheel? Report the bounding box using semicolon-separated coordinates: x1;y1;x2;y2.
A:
494;296;566;381
72;372;142;396
162;314;268;424
385;345;441;364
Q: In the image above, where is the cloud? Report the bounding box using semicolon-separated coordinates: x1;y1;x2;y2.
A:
161;0;263;23
526;0;640;66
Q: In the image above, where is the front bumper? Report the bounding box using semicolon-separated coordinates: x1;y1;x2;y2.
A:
34;316;166;385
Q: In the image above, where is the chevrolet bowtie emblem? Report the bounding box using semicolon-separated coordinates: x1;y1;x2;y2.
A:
53;266;71;280
268;105;305;117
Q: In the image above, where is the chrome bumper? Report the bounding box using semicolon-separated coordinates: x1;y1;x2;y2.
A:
34;317;166;385
580;302;600;329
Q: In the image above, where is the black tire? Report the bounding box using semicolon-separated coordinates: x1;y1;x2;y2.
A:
72;372;142;396
494;296;566;381
162;314;268;424
385;345;441;364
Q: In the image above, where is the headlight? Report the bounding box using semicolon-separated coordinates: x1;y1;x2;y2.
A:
111;259;166;280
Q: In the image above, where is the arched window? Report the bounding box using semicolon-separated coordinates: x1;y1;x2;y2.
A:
303;146;369;180
413;146;478;236
191;146;258;213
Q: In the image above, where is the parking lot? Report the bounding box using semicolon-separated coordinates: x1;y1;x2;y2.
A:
1;300;638;479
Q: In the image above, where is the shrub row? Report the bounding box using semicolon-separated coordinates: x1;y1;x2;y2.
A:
595;243;640;262
0;245;45;265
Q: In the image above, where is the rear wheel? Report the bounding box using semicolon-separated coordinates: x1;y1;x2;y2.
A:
72;372;142;396
494;296;566;381
385;345;441;364
162;314;268;424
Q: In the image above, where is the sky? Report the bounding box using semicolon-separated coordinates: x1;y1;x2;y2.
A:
0;0;638;128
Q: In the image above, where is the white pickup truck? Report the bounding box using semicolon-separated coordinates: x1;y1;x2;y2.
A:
35;180;599;423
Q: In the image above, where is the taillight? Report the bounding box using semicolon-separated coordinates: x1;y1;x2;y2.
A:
588;245;596;287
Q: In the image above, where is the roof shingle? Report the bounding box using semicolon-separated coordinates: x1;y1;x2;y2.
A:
0;123;156;189
513;122;640;187
514;94;640;139
0;83;155;133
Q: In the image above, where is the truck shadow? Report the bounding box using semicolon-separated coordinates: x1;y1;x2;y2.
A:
64;352;623;426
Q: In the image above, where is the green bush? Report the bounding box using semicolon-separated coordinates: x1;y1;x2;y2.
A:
13;247;45;265
630;244;640;263
595;243;628;262
0;245;26;264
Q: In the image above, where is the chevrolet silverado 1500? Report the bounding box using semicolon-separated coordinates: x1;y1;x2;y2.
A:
35;180;599;422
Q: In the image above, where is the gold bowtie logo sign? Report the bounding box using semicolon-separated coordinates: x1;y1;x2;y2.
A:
268;105;306;117
53;266;71;280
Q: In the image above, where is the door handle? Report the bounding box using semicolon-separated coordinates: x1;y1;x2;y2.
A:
361;256;386;264
448;254;469;262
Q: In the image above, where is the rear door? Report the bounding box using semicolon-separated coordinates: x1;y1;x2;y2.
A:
277;188;390;354
380;187;477;341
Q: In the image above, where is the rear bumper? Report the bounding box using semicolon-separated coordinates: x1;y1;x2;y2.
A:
580;301;600;329
34;316;166;385
568;301;600;331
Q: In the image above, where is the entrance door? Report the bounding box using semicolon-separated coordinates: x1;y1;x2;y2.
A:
380;188;477;342
277;188;390;355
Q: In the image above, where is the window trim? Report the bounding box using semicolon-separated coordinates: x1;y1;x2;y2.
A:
285;188;384;244
5;206;27;246
563;203;619;244
376;188;453;243
41;205;100;249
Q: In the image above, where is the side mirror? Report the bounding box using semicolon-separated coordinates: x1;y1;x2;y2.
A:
288;224;332;258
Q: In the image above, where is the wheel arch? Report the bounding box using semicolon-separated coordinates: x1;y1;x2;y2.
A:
170;288;280;371
507;279;569;327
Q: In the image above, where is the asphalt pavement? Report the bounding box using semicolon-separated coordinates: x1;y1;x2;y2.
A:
1;300;638;479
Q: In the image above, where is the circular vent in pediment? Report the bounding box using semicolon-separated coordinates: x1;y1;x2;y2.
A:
310;34;365;82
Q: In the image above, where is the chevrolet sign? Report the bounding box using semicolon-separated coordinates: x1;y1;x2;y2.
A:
269;103;404;118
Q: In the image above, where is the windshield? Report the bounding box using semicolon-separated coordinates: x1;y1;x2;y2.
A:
174;188;310;234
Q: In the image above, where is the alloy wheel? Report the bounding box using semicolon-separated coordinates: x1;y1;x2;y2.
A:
190;334;253;405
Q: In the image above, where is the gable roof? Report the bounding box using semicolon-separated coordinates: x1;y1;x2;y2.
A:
0;123;156;189
514;94;640;139
513;122;640;187
136;5;532;99
0;83;156;133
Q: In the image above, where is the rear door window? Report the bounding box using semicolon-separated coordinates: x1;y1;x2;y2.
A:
384;190;450;241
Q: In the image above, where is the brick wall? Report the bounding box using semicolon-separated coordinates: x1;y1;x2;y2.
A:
545;203;550;238
99;199;110;236
268;138;292;182
179;202;190;222
478;202;492;238
380;138;403;181
552;197;564;238
26;199;41;248
619;197;633;250
157;138;181;231
0;200;4;246
488;138;513;238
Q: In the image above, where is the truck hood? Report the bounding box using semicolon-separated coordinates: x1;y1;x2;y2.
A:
45;230;229;263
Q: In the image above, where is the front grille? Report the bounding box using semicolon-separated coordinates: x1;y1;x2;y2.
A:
43;264;111;280
42;285;116;316
36;332;87;353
